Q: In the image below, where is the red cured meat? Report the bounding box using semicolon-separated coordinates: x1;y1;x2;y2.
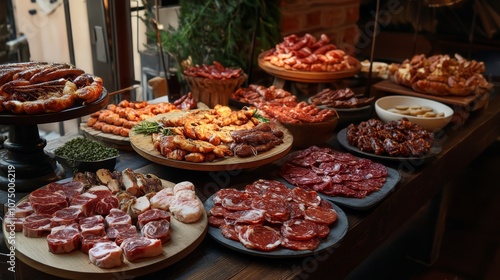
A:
220;224;238;241
105;208;132;228
312;162;347;176
87;186;119;215
70;192;98;216
225;209;265;225
245;179;292;201
209;205;231;217
114;226;140;246
141;220;171;243
221;192;252;211
51;207;84;227
120;237;163;261
106;224;136;240
14;201;33;217
280;219;317;241
137;209;171;229
315;223;330;238
23;213;52;237
79;215;105;237
292;187;321;207
208;215;225;228
237;225;281;252
289;202;305;219
251;197;289;223
3;215;24;232
304;206;338;225
45;181;84;200
212;188;241;205
29;189;68;215
89;241;123;268
81;234;110;254
47;223;81;253
281;236;320;251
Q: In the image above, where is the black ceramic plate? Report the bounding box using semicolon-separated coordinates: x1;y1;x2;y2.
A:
336;127;442;162
204;193;348;258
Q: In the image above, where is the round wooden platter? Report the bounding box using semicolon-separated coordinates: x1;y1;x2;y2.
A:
129;111;293;171
4;180;208;280
257;52;361;83
80;122;132;150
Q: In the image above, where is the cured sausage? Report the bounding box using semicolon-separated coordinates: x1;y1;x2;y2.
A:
237;225;281;252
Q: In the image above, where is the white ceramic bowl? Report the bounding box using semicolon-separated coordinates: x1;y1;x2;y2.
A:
375;95;454;131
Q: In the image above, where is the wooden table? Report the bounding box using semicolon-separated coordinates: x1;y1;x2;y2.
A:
3;90;500;280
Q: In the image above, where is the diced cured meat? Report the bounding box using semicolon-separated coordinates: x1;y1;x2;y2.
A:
47;223;81;253
79;215;105;237
141;220;171;243
29;189;68;215
280;219;317;241
3;215;24;232
14;201;33;217
149;188;175;210
70;192;98;216
208;215;225;228
89;241;124;269
220;224;238;241
225;209;265;225
137;209;171;229
280;236;320;251
45;181;84;200
23;213;52;237
237;225;281;252
51;207;84;227
81;234;110;254
105;208;132;228
120;237;163;261
291;187;321;207
106;224;136;241
87;185;119;215
304;206;338;225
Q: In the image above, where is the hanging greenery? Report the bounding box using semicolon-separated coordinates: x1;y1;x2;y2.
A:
143;0;281;73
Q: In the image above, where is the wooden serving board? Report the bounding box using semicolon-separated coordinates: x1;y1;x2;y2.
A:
80;122;132;149
257;52;361;83
4;180;208;280
372;79;489;111
129;111;293;171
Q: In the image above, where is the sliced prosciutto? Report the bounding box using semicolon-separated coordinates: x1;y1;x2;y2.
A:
23;213;52;237
120;237;163;261
237;225;281;252
46;223;81;253
141;220;171;243
89;241;124;268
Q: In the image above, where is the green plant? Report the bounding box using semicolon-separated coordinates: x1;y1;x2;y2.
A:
148;0;281;73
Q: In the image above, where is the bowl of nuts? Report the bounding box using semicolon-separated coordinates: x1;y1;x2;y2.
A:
375;95;454;131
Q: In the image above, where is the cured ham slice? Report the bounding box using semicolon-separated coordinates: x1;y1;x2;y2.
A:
280;237;320;251
149;188;175;210
292;187;321;207
120;237;163;262
141;220;171;243
29;188;68;215
280;219;317;241
225;209;265;225
105;208;132;228
137;209;171;229
81;234;110;254
14;201;33;217
89;241;124;268
220;224;239;241
237;225;281;252
47;223;81;253
51;207;84;227
79;215;105;237
23;213;52;237
70;192;98;216
304;206;338;225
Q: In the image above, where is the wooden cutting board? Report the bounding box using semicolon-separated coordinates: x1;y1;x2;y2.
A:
80;122;132;150
129;111;293;171
4;179;208;280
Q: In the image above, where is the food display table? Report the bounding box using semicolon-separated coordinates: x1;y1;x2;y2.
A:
2;89;499;280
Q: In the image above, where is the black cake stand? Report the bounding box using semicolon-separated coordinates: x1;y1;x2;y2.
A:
0;91;109;192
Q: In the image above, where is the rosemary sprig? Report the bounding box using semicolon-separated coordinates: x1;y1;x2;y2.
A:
132;121;162;135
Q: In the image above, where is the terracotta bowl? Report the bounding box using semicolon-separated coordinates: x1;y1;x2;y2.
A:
281;116;339;148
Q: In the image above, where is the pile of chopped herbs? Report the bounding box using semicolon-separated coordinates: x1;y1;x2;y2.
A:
54;137;119;161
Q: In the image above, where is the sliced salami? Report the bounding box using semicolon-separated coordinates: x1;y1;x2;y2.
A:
237;225;281;252
280;219;317;241
292;187;321;207
220;224;238;241
280;236;320;251
221;192;252;211
212;188;241;205
208;215;225;228
225;209;265;225
304;206;338;225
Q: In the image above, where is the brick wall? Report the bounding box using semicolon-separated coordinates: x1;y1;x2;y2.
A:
280;0;360;55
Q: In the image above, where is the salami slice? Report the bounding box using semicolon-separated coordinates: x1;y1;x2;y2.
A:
208;215;225;228
304;206;338;225
212;188;241;205
280;219;317;241
225;209;265;225
220;224;239;241
315;223;330;238
221;192;252;211
237;225;281;252
209;205;231;217
280;237;320;251
292;187;321;207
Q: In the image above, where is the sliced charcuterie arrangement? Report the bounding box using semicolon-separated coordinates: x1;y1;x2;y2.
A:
5;169;207;273
204;179;348;257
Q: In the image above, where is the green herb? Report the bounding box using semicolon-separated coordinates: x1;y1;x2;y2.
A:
253;111;269;123
132;121;162;135
54;138;119;161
